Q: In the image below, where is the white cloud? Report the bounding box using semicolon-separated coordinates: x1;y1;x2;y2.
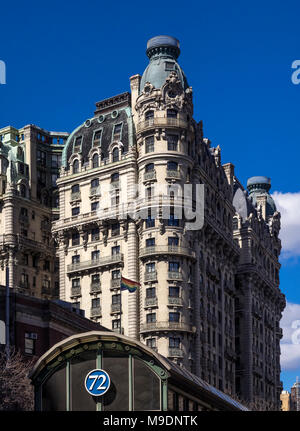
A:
272;191;300;259
281;301;300;370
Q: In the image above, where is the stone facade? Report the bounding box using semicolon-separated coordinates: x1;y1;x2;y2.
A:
0;35;286;410
0;125;68;298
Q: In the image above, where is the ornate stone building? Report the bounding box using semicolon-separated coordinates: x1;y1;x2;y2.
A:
0;125;68;298
0;35;285;409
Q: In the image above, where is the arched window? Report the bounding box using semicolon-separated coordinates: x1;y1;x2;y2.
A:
73;159;79;174
92;153;99;168
20;184;26;198
112;147;119;163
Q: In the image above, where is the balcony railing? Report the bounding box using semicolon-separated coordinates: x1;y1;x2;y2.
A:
70;286;81;297
144;271;157;282
143;171;156;182
167;271;183;281
67;253;124;273
90;187;101;196
140;245;195;259
110;278;121;289
90;306;102;317
168;297;183;306
136;117;187;133
145;297;158;307
168;348;184;358
70;192;81;201
90;282;101;294
166;170;181;179
140;321;194;333
111;303;121;313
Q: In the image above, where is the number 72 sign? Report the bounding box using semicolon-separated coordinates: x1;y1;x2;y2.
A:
84;369;111;396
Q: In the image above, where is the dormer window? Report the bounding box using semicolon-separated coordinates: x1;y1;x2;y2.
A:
93;130;102;147
73;136;82;153
145;110;154;121
112;124;122;141
112;147;119;163
73;159;79;174
92;153;99;168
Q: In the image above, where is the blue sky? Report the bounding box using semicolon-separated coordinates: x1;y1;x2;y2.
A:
1;0;300;392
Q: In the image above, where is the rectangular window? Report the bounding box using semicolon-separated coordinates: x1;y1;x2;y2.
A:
72;301;80;310
165;62;175;71
112;294;121;304
93;130;102;147
146;238;155;247
72;278;80;288
111;223;120;236
91;228;99;241
147;313;156;323
51;173;58;187
92;274;100;284
91;250;100;261
113;124;122;141
72;255;80;264
72;233;80;246
169;312;180;322
91;178;99;188
146;338;156;348
91;201;99;212
112;246;120;256
72;207;80;216
168;212;179;227
71;184;80;194
167;134;178;151
146;287;156;298
167;109;178;118
146;262;155;273
25;333;37;355
51;154;61;168
169;262;179;272
145;136;154;153
169;286;180;297
43;260;50;271
111;194;120;207
73;136;82;152
92;298;100;308
168;237;179;246
112;319;121;329
112;270;121;279
37;150;46;167
169;337;180;348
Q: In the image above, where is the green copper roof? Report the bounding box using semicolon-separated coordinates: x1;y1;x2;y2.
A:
140;35;188;93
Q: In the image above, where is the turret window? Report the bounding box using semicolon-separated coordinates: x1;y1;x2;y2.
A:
167;109;177;118
145;163;154;172
167;161;178;171
145;136;154;153
145;110;154;120
167;134;178;151
169;312;180;323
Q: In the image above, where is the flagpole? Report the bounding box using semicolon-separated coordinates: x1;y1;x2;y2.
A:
119;274;122;335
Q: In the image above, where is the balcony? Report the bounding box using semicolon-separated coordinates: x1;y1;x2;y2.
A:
70;192;81;202
90;306;102;318
168;296;183;306
67;253;124;274
90;187;101;197
140;321;194;333
144;271;157;282
140;245;195;260
167;271;183;281
110;278;121;289
136;117;188;134
166;170;181;180
145;297;158;307
168;348;184;358
90;282;101;294
111;303;121;313
143;171;156;182
70;286;81;298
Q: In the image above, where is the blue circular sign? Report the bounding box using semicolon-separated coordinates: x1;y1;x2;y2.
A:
84;369;111;397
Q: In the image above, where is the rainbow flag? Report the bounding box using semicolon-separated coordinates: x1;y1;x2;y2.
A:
121;276;140;293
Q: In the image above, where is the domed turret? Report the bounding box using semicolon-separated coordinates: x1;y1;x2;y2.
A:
247;176;277;217
139;35;188;93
